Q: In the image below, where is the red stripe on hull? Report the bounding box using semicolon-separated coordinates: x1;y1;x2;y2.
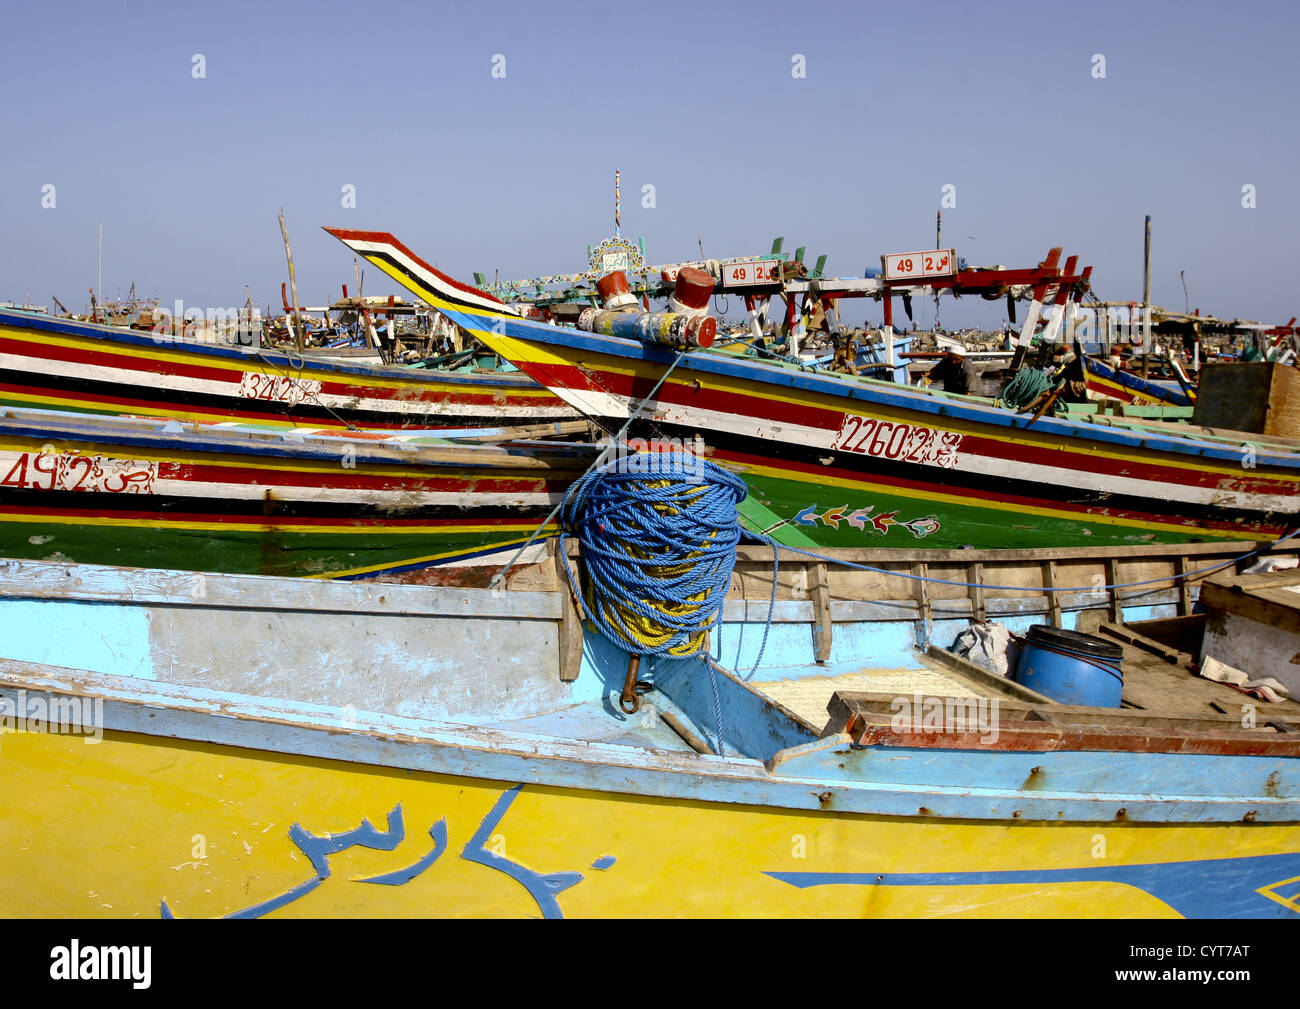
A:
534;360;1293;496
156;461;561;493
0;334;562;411
323;229;509;307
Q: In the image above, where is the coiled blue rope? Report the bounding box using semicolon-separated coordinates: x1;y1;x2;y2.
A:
558;452;748;658
557;451;780;755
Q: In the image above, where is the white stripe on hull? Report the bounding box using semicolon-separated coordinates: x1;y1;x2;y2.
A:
151;482;562;507
573;393;1295;516
0;351;573;419
339;238;518;317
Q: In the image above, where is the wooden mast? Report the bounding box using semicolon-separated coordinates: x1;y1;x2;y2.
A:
278;209;305;354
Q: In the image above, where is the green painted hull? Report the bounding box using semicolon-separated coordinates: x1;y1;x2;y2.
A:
739;471;1255;551
0;520;547;579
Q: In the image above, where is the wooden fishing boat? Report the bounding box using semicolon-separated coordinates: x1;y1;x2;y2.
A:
0;306;579;431
1;539;1297;919
1084;355;1193;407
327;229;1300;553
0;407;594;578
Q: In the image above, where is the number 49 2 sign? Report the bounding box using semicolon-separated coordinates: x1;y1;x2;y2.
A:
882;249;956;282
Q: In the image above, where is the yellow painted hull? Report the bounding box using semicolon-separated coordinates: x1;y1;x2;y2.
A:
3;727;1297;918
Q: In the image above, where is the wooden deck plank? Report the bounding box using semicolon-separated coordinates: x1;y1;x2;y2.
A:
1114;635;1300;719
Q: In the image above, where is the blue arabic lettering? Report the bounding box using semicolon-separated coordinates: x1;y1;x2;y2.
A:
160;785;601;919
460;784;582;919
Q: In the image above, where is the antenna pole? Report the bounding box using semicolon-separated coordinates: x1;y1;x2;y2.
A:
934;210;942;331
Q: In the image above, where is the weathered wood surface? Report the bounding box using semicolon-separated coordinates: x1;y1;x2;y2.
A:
726;540;1300;564
0;558;569;724
1193;362;1300;438
0;557;562;620
1093;613;1300;719
826;690;1300;756
1123;614;1206;655
808;562;832;662
1200;569;1300;698
1201;569;1300;637
923;644;1054;705
1098;621;1184;665
548;539;584;682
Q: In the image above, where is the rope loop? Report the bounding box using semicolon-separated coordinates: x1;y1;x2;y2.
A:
559;451;747;658
998;367;1050;410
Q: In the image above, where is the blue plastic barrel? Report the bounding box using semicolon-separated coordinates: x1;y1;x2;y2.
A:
1013;625;1124;707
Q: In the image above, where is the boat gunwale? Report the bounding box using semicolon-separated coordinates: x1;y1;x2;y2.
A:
3;659;1297;825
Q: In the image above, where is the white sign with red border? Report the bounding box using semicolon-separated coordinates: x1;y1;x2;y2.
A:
720;260;781;287
882;249;956;282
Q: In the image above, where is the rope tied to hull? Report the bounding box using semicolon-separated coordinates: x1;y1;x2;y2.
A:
558;452;747;659
997;367;1051;411
557;449;777;751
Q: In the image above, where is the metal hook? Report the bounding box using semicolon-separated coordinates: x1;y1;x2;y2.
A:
619;654;644;714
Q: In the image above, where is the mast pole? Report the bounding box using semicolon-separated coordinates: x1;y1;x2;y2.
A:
278;208;305;354
934;210;942;332
1142;215;1152;378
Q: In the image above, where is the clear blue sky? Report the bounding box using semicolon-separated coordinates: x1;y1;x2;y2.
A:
2;0;1296;329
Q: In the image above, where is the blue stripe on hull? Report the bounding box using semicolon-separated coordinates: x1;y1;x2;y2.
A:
766;850;1300;918
447;307;1298;470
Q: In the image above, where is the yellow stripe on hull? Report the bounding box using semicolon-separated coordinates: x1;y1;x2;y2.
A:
2;728;1295;918
0;325;558;401
0;511;546;536
311;533;553;579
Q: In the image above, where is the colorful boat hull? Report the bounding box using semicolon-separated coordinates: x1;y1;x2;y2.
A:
2;554;1296;919
328;230;1300;552
0;308;579;431
0;410;592;578
1085;356;1193;406
1;643;1296;919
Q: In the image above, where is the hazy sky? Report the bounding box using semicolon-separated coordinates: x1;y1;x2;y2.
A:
2;0;1296;329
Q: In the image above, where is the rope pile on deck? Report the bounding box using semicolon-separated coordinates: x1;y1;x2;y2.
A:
997;367;1051;411
558;452;745;660
555;449;777;754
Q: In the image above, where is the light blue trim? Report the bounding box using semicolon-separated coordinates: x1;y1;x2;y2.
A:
0;599;154;680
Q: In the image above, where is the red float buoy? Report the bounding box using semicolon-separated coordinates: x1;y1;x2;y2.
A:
670;266;714;315
688;314;717;348
596;271;637;311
